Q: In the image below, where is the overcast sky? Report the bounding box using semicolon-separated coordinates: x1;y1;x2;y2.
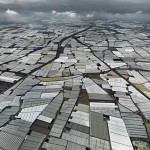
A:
0;0;150;24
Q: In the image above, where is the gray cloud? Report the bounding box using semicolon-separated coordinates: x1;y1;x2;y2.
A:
0;0;150;24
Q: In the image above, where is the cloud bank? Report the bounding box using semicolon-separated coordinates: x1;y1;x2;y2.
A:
0;0;150;24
